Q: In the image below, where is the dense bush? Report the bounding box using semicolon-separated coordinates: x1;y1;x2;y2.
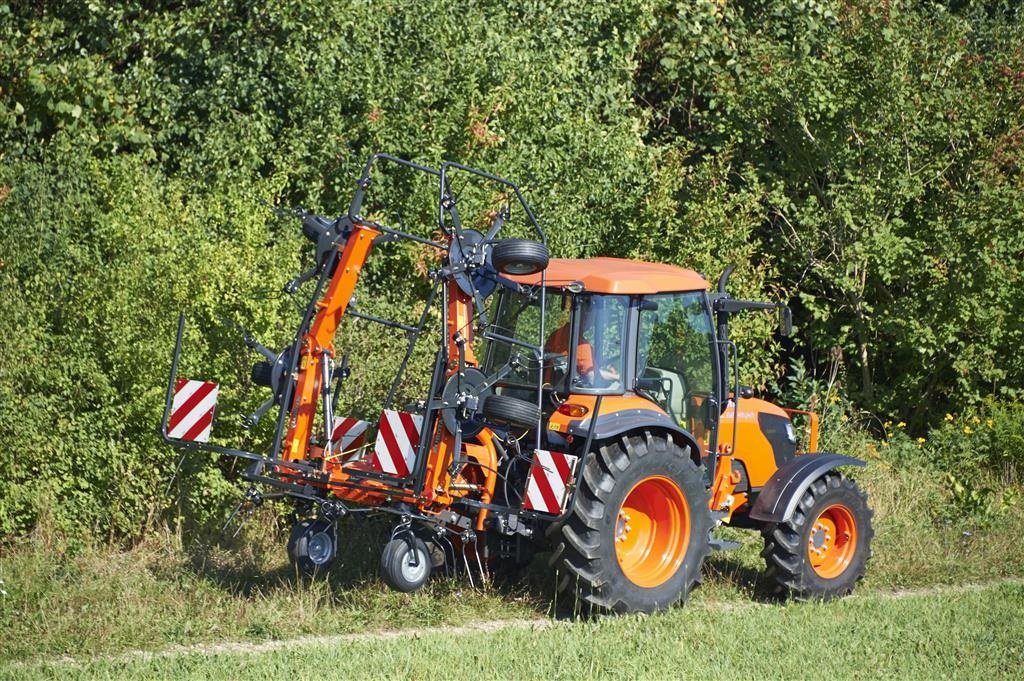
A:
1;0;1022;539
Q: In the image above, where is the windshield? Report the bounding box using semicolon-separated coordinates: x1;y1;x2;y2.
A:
566;294;627;393
482;289;629;395
481;287;567;389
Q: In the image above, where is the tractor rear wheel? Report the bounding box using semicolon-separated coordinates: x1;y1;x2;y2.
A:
760;472;873;600
551;432;712;614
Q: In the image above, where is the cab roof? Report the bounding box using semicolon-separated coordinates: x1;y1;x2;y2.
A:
510;257;709;295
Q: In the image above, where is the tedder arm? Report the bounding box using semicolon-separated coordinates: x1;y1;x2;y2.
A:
161;153;561;550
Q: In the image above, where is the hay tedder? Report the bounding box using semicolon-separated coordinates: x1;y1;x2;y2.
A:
162;154;873;613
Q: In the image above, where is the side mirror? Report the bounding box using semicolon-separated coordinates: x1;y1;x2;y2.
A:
639;298;659;312
779;305;792;337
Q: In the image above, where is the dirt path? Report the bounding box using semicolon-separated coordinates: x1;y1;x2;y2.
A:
9;577;1023;671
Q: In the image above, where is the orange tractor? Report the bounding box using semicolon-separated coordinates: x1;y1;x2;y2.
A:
162;155;872;613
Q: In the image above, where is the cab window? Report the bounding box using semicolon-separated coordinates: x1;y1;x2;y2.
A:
636;292;716;453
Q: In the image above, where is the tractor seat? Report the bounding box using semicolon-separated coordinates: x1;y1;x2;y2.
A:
641;367;688;423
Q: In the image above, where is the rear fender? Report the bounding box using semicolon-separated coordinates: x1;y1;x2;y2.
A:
566;409;703;466
747;453;864;523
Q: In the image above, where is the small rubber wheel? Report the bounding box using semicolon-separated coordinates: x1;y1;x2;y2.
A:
761;471;873;600
482;394;541;429
288;518;337;578
491;239;549;275
380;535;432;593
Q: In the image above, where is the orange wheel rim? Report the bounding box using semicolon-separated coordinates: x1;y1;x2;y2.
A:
614;476;690;588
807;504;858;579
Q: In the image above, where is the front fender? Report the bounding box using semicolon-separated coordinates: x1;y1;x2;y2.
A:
747;452;865;523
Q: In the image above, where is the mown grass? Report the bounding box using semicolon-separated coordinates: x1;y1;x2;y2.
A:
2;449;1023;670
7;582;1023;680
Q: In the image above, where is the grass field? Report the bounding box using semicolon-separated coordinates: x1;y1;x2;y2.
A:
2;458;1023;679
5;582;1023;680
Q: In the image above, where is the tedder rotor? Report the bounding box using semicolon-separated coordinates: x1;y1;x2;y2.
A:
162;154;873;613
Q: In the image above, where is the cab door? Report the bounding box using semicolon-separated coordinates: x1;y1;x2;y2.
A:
635;292;719;458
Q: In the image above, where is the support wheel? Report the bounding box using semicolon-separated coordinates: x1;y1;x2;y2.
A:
288;518;337;578
551;431;712;614
381;535;432;593
491;239;549;275
761;472;873;600
482;394;541;429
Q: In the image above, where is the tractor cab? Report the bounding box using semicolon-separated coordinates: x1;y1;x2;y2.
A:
485;257;721;459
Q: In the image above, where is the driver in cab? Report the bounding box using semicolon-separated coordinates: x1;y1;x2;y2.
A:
545;303;619;388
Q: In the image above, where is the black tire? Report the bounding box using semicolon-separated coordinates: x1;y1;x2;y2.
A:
288;518;336;578
760;472;873;600
550;431;713;614
380;535;433;593
482;394;541;429
491;239;549;275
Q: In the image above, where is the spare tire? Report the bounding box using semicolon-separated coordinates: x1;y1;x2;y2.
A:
491;239;549;276
482;394;542;429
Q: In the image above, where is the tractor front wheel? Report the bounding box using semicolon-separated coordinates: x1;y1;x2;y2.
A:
551;432;712;614
761;472;873;600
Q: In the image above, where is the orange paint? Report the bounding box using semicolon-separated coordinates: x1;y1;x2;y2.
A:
284;224;380;462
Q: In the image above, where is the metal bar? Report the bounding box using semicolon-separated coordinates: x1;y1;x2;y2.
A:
163;436;320;474
536;267;546;447
383;279;441;410
408;282;451;491
270;250;337;460
160;314;186;439
360;220;446;249
321;350;334;467
479;329;544;355
349;153;441;222
551;394;603;523
439;160;547;243
348;309;419;334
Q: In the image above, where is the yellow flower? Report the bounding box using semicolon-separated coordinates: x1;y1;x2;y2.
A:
897;421;906;429
840;414;849;422
963;426;973;435
884;420;892;429
945;413;955;422
828;394;839;404
986;419;994;428
916;437;926;444
880;441;889;447
971;416;980;424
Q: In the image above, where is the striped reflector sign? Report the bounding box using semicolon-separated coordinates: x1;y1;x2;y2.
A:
523;450;578;515
370;409;423;477
331;417;370;460
168;378;219;443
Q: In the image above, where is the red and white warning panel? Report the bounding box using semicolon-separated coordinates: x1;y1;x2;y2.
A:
523;450;578;515
370;410;423;477
168;378;219;443
331;417;370;460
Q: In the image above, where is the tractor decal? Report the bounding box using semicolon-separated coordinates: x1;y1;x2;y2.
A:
168;378;218;443
370;410;423;477
331;417;370;461
522;450;577;514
